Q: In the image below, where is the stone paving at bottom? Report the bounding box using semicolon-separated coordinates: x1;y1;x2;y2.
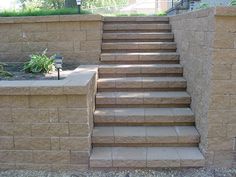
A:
0;168;235;177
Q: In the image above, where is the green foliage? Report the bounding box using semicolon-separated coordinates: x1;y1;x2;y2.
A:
18;0;65;10
156;11;167;16
0;63;13;78
230;0;236;6
82;0;128;9
0;8;90;17
197;3;209;9
23;50;55;73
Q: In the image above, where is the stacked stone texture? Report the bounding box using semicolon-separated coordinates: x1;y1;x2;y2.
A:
0;15;103;64
0;68;97;170
170;7;236;167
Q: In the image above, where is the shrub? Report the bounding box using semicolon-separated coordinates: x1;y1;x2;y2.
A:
23;49;55;73
197;3;209;9
0;8;90;17
0;63;13;77
230;0;236;6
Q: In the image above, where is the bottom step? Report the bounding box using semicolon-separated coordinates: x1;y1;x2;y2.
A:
90;147;205;168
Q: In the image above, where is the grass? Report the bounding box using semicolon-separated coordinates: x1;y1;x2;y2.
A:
0;8;91;17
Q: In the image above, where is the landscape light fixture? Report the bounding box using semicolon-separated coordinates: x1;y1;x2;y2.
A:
76;0;82;14
54;54;63;80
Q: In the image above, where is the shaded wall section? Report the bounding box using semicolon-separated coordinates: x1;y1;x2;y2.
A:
0;15;103;64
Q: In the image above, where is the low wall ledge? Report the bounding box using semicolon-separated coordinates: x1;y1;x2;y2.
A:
169;7;236;20
0;65;98;95
214;7;236;16
0;14;103;24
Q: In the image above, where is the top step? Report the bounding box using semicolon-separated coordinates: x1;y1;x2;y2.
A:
104;17;169;23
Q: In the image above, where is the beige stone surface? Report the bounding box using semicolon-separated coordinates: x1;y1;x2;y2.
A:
0;15;102;64
170;7;236;167
0;66;97;169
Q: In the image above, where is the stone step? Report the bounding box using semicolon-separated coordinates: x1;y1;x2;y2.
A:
92;126;199;146
97;77;187;91
102;42;176;52
96;91;191;108
104;16;169;23
103;24;171;32
90;147;205;168
94;108;195;125
100;52;179;63
98;64;183;78
103;32;174;42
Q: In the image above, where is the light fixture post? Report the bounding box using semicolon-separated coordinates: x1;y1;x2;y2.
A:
76;0;81;14
54;54;63;80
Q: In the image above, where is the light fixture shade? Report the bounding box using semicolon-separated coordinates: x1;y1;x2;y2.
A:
76;0;81;5
54;54;63;69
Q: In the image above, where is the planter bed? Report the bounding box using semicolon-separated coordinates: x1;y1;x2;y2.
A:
0;63;77;81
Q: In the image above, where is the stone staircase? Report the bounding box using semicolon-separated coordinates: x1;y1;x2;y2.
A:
90;16;205;168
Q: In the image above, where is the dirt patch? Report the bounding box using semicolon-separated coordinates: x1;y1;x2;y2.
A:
0;63;77;81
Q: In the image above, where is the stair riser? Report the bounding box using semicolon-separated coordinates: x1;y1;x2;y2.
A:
94;115;195;126
101;54;179;63
92;143;199;147
103;33;174;39
103;49;176;53
96;104;190;108
99;73;183;78
98;88;186;92
103;24;171;31
103;39;174;43
96;97;190;104
98;81;187;90
100;61;180;65
99;68;182;75
102;44;176;51
94;122;195;126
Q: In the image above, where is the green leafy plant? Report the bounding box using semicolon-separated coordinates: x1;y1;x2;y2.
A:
156;11;167;16
0;63;13;77
197;3;209;9
230;0;236;6
23;49;55;73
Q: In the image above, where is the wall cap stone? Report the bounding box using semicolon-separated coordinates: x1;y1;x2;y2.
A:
0;14;103;24
214;7;236;17
0;65;98;95
169;7;236;20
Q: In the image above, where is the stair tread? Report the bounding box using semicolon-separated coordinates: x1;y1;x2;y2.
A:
94;107;193;117
98;77;186;82
101;52;179;56
98;77;186;89
103;24;171;31
94;108;195;124
99;64;182;68
92;126;199;144
96;91;190;98
104;16;169;22
90;147;205;167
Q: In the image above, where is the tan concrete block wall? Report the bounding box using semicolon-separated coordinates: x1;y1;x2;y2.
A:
0;67;97;170
170;7;236;167
0;15;103;64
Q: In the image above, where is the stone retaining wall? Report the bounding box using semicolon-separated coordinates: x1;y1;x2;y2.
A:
170;7;236;167
0;66;97;170
0;15;103;64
